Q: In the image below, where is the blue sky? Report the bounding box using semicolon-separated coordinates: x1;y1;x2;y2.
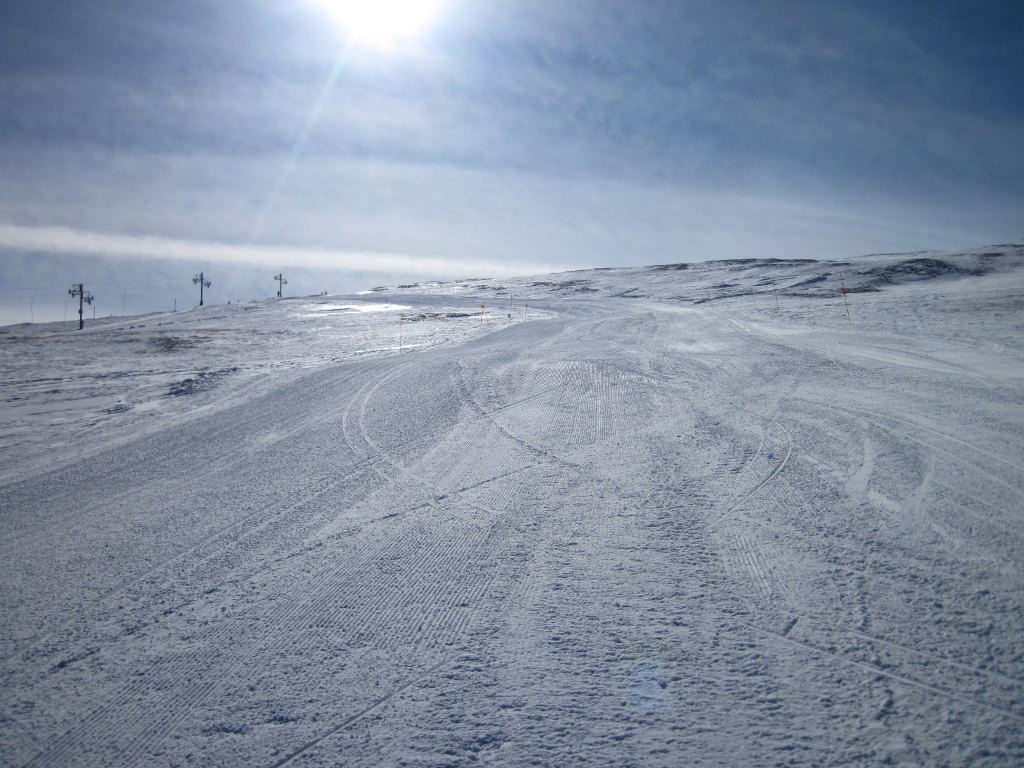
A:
1;0;1022;323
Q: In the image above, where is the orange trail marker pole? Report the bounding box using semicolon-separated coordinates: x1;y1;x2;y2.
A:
839;273;852;325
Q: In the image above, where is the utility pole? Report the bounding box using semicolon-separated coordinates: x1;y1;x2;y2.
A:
274;273;288;298
68;283;94;330
193;273;211;306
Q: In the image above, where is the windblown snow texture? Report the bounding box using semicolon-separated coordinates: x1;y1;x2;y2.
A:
2;243;1023;766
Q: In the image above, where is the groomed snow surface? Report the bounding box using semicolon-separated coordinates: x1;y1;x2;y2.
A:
2;244;1023;766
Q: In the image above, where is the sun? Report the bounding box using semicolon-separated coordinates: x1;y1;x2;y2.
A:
311;0;443;50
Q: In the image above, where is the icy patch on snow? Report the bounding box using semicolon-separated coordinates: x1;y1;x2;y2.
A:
304;302;408;314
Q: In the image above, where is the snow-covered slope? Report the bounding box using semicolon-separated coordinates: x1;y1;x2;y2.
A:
2;242;1023;766
376;239;1024;301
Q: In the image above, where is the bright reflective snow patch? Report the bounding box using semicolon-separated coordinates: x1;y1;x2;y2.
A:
304;302;409;314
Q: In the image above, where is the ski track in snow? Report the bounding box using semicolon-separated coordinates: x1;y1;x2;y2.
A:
2;250;1024;766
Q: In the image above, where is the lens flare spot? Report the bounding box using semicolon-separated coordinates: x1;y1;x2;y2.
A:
311;0;443;50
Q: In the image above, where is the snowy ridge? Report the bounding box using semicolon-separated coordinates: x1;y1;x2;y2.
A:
372;240;1024;302
1;241;1024;766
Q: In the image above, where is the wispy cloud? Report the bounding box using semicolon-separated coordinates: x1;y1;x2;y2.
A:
0;222;554;278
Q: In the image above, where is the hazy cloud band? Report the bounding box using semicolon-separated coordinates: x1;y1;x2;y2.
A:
0;222;546;278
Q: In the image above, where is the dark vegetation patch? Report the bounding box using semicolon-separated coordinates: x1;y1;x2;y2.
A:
167;367;239;397
544;279;598;294
712;292;754;301
148;336;197;353
720;258;818;268
779;291;858;299
790;274;830;288
861;258;987;287
651;263;690;271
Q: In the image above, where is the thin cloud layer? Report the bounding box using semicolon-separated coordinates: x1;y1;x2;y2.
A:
0;223;543;277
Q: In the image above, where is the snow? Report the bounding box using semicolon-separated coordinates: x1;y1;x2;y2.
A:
2;243;1023;766
305;303;409;314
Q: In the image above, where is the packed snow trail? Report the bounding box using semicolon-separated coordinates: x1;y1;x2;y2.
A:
2;275;1023;766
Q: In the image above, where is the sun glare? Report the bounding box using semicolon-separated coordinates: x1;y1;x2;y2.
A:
311;0;443;50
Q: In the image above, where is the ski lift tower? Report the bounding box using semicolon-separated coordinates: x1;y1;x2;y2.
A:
193;273;211;306
274;273;288;298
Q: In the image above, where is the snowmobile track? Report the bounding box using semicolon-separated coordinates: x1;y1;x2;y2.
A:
709;420;793;528
267;655;456;768
744;617;1024;723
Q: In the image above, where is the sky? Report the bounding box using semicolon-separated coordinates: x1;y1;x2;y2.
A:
1;0;1022;324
